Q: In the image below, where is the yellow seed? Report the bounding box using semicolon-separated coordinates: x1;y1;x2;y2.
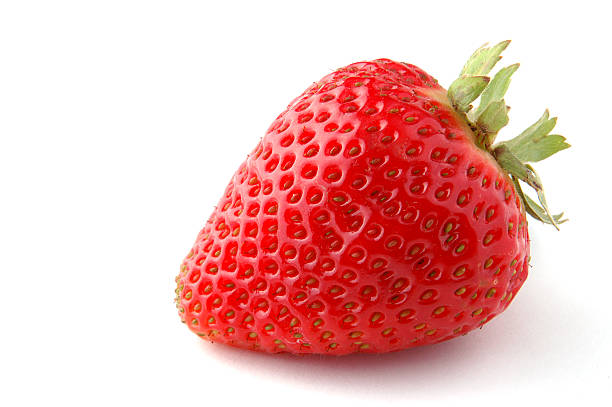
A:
455;287;466;295
343;315;355;324
386;239;399;248
454;266;466;277
421;290;433;300
399;309;413;318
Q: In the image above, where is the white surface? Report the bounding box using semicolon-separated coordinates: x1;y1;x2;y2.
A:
1;1;610;405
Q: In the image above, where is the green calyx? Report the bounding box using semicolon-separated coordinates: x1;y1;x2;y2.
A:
448;41;570;229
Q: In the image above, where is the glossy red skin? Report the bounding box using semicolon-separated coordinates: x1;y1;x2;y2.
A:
175;59;529;355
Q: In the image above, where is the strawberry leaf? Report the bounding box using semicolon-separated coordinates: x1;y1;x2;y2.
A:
501;110;570;162
526;163;563;230
471;63;519;121
460;40;511;76
493;145;541;190
476;99;509;146
448;75;490;113
452;40;570;230
512;176;568;228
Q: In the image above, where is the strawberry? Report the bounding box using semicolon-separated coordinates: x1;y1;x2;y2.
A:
175;41;569;355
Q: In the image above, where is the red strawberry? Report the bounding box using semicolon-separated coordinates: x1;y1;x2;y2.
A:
175;41;569;355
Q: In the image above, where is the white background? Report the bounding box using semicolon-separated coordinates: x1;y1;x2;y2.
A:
1;1;610;405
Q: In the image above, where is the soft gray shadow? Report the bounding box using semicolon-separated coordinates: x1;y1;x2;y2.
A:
201;233;588;398
203;332;482;397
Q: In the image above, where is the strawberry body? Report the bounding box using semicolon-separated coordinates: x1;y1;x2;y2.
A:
176;59;530;355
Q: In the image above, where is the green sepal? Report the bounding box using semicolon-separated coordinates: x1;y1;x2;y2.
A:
493;145;541;190
448;76;490;113
476;99;509;146
449;40;570;230
500;110;570;162
471;63;519;121
511;176;568;229
526;163;563;230
460;40;511;76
